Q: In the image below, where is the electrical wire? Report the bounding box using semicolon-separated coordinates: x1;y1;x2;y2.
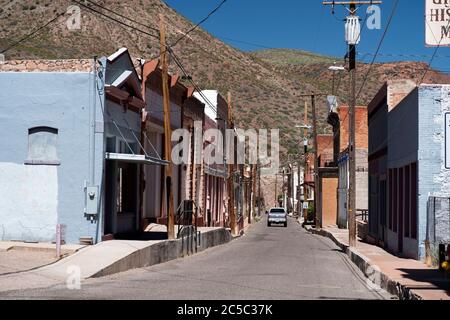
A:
72;0;159;39
355;0;399;102
84;0;160;33
419;18;450;84
1;12;65;54
216;36;274;50
74;0;223;116
170;0;228;48
316;0;398;155
357;51;450;59
168;48;219;114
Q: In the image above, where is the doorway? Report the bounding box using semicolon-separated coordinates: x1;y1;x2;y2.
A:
104;160;139;238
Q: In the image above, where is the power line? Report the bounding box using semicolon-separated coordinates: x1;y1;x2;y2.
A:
84;0;160;33
72;0;159;39
168;49;219;114
315;1;395;155
1;12;65;54
170;0;228;48
72;0;220;114
355;0;399;102
358;51;450;59
419;18;450;84
217;36;274;49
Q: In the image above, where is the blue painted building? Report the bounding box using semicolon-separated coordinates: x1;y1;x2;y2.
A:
0;48;148;244
368;80;450;261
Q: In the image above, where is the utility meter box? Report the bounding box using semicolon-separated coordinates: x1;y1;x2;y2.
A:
85;186;99;215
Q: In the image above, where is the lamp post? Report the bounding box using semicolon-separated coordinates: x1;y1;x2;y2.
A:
323;0;382;246
328;65;346;96
296;124;311;219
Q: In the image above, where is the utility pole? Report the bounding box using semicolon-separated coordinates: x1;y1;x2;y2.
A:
274;173;278;206
247;167;252;225
252;163;257;220
282;167;286;211
310;95;319;228
258;159;261;216
227;92;236;236
299;94;326;228
323;0;382;247
159;14;175;239
303;101;309;222
348;2;357;248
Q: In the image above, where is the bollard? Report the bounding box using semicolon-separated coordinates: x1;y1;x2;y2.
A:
439;244;446;272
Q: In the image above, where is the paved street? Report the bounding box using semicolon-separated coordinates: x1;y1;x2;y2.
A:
0;217;392;300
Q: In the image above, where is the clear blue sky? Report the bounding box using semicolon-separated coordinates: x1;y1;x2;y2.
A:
164;0;450;73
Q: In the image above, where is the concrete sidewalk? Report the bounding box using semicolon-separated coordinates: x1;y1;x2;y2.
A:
302;221;450;300
0;242;85;276
0;227;231;293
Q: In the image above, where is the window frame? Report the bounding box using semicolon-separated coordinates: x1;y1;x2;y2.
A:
24;126;61;166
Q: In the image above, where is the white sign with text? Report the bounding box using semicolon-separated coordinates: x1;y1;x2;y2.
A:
426;0;450;46
445;113;450;169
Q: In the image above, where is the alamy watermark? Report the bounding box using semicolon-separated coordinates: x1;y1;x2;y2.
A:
365;264;383;292
171;122;280;175
66;265;81;290
66;5;81;31
366;5;382;30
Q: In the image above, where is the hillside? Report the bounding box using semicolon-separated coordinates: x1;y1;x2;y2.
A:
251;49;337;66
1;0;450;157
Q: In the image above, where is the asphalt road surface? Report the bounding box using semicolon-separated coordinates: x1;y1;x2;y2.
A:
1;216;393;300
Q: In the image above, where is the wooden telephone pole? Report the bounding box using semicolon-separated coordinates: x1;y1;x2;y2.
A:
159;14;175;239
323;0;382;247
227;92;236;235
348;1;357;248
257;159;261;216
299;93;326;228
252;163;257;221
274;173;278;206
302;100;308;221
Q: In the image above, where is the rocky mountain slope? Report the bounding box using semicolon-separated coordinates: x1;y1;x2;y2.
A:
2;0;450;157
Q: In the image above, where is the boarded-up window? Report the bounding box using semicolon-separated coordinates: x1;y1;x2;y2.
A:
393;168;398;233
405;165;410;238
389;169;393;230
380;180;387;227
411;162;417;239
25;127;60;165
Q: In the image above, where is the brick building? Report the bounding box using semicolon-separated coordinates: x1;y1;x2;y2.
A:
328;105;369;229
316;134;338;228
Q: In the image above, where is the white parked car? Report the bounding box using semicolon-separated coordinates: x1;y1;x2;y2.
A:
267;207;287;227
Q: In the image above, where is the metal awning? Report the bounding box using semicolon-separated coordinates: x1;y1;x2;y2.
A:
204;165;227;178
105;152;169;166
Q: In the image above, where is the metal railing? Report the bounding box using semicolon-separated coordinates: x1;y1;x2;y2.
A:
356;209;368;222
176;200;200;255
237;215;244;234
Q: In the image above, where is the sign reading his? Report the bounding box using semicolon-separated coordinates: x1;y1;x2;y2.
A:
445;113;450;169
426;0;450;46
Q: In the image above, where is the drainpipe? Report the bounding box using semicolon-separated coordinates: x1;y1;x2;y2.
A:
84;57;98;228
90;56;97;187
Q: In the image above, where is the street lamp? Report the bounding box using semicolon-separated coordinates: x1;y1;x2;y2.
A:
295;125;311;154
328;64;345;96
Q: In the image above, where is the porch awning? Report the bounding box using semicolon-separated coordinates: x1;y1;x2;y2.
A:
204;165;227;178
105;152;169;166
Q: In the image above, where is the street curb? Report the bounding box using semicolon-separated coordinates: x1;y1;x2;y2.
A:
303;224;423;300
91;228;232;278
